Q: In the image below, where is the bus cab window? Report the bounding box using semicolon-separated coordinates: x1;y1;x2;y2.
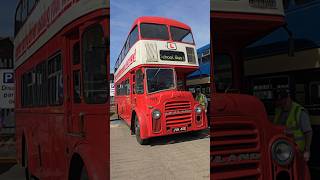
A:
82;24;107;104
310;82;320;105
146;68;175;93
214;54;233;93
135;70;144;94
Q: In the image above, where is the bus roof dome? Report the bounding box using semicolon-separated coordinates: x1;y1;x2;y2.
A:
132;16;191;30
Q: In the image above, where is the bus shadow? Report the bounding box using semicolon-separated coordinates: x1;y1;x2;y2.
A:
148;129;209;146
0;163;16;175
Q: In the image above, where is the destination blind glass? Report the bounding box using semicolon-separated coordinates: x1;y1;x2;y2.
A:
160;50;185;61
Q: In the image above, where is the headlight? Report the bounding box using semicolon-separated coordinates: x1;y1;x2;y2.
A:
271;139;294;165
195;106;202;115
152;109;161;120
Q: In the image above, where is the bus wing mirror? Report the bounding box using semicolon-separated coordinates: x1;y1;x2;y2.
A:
284;25;295;57
104;37;110;48
288;37;295;57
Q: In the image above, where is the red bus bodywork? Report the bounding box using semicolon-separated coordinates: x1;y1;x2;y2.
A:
114;17;208;144
14;1;109;179
210;6;310;180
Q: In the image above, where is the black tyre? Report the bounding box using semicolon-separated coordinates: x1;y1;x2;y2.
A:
80;166;89;180
135;116;148;145
24;144;32;180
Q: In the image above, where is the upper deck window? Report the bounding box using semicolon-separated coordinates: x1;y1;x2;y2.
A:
140;23;169;40
129;26;139;48
170;26;194;44
14;0;39;36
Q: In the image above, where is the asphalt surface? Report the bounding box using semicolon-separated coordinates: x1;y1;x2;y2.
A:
0;117;209;180
0;164;24;180
110;119;210;180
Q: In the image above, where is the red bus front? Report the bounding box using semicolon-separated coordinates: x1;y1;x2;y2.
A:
114;17;208;144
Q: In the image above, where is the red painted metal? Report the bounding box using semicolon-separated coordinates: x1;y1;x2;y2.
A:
115;65;207;140
115;17;207;142
210;10;310;180
15;8;109;180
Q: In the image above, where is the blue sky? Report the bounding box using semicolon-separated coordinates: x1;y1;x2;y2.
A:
110;0;210;72
0;1;18;37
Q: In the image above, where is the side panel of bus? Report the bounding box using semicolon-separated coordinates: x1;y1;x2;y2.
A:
15;9;108;180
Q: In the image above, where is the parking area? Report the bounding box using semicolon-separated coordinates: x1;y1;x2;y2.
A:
110;119;210;180
0;134;24;180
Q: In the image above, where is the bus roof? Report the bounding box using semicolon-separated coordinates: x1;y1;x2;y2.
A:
131;16;191;31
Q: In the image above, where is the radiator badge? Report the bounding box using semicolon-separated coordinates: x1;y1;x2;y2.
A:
165;109;191;116
211;153;261;164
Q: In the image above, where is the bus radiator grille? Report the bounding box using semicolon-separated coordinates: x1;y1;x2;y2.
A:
211;120;262;179
164;101;192;128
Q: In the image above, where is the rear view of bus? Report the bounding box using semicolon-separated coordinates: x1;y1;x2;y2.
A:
114;17;207;144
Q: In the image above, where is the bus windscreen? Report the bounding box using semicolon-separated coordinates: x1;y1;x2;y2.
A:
140;23;169;40
146;68;175;93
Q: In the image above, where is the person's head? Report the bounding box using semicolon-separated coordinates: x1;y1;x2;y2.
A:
196;88;201;95
274;89;292;110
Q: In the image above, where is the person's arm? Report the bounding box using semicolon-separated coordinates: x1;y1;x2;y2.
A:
299;110;313;161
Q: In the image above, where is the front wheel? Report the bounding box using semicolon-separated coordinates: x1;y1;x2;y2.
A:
135;116;148;145
24;144;32;180
80;166;89;180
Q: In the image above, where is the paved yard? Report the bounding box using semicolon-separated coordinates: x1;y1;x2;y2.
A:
110;119;210;180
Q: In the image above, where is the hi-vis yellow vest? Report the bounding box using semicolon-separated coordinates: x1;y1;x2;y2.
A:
274;102;305;151
196;94;206;107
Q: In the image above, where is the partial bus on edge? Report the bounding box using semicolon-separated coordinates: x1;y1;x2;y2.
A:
14;0;109;179
210;0;310;179
114;16;208;144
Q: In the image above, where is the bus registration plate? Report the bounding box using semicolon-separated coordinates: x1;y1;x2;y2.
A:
172;127;187;133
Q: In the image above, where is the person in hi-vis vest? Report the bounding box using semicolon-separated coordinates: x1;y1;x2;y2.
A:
195;88;208;113
273;89;313;162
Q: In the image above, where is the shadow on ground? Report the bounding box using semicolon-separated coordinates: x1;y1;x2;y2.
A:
111;119;209;146
0;163;16;174
149;129;209;146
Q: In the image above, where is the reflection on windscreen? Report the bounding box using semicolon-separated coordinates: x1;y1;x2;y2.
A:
170;26;194;44
146;68;175;93
140;23;169;40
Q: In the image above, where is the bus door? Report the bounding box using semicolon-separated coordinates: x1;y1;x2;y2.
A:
131;68;145;124
66;23;108;154
130;71;136;119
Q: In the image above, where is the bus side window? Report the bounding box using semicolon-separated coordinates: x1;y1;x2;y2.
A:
73;42;80;65
82;24;107;104
73;70;81;103
132;74;135;94
135;70;144;94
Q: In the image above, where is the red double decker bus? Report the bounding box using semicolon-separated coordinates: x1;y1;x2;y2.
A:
114;16;208;144
210;0;310;179
14;0;109;179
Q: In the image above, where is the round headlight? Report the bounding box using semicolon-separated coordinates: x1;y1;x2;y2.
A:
152;109;161;120
195;106;202;115
271;139;294;165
